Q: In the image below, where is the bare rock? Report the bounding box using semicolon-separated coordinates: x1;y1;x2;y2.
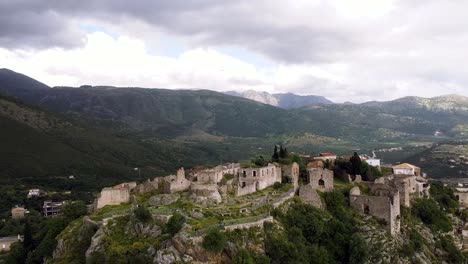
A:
149;193;180;207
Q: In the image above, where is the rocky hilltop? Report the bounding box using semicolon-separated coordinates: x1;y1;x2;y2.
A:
49;156;467;264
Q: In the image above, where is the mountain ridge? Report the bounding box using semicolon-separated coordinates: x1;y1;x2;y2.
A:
225;89;334;109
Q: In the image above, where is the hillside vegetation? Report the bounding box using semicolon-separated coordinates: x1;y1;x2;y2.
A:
1;68;468;184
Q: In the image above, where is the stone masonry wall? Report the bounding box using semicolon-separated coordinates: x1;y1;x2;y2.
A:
309;168;334;192
299;185;323;209
95;188;130;209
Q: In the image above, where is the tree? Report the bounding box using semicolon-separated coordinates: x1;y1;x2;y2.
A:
279;146;285;159
350;152;361;175
272;145;279;162
166;212;185;235
62;201;87;221
23;220;34;253
202;228;227;253
252;156;266;167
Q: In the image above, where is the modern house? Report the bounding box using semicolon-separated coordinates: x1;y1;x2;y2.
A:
392;163;421;176
43;201;65;217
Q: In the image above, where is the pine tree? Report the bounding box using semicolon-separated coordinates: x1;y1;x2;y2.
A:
279;145;285;159
350;152;361;175
272;145;279;162
23;220;34;256
284;147;289;158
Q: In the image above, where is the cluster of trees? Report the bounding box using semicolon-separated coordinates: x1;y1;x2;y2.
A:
5;201;87;263
262;193;368;264
271;145;289;162
334;152;382;181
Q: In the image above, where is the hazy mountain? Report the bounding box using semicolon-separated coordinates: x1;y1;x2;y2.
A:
1;68;467;143
296;94;468;140
225;90;333;109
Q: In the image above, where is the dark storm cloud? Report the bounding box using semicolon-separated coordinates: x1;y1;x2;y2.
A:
0;0;356;63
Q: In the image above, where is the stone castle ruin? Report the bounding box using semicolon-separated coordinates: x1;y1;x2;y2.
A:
350;184;401;235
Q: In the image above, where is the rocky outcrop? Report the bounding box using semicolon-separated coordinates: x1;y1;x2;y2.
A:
125;221;162;238
148;193;180;207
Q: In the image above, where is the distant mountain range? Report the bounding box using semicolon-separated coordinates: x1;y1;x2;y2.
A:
225;90;333;109
1;68;467;181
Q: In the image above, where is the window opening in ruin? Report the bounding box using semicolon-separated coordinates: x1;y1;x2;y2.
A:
318;179;325;186
243;171;246;177
253;171;257;177
242;182;246;187
364;204;370;214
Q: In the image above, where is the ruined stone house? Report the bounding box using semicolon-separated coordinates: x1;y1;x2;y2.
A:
192;163;240;184
299;167;334;208
159;168;191;194
375;173;429;207
349;184;401;235
235;163;282;196
308;168;334;192
282;162;300;192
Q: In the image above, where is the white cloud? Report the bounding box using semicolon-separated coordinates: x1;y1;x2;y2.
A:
1;1;468;103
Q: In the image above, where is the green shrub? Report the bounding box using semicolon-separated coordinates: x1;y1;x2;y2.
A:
233;249;254;264
166;213;185;235
437;236;465;263
62;201;88;221
134;206;152;223
202;228;227;253
412;198;452;232
273;182;282;190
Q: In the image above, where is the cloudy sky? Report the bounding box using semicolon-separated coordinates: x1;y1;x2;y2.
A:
1;0;467;102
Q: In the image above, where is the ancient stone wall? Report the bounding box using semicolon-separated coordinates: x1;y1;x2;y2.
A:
236;183;257;196
299;185;323;209
283;162;300;192
224;216;274;231
133;179;158;195
350;185;400;235
196;163;240;184
308;168;334;192
189;183;222;205
163;168;191;194
236;164;281;196
95;187;130;209
456;192;468;208
272;189;296;208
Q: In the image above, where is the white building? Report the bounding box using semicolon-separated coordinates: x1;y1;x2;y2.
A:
365;159;381;167
27;189;41;198
392;163;421;176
